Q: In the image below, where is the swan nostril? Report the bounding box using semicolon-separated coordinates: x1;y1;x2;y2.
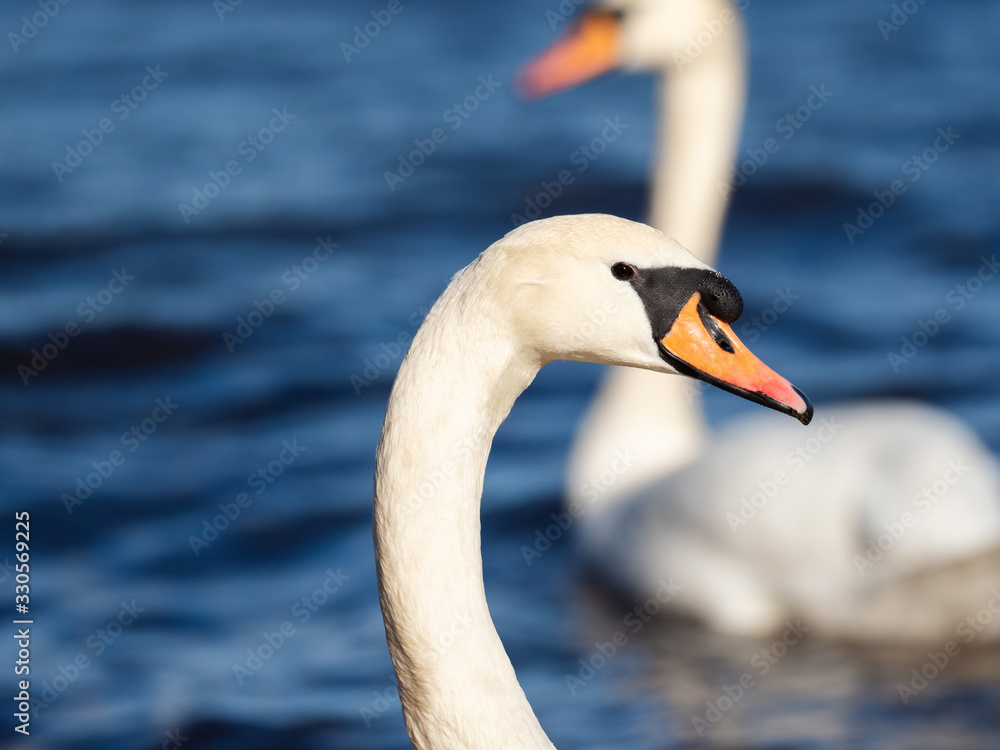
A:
697;304;736;354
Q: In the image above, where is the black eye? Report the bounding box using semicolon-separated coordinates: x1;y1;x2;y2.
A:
611;263;636;281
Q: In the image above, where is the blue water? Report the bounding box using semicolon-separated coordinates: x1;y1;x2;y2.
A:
2;1;999;747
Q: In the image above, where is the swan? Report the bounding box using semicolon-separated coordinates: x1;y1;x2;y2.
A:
373;214;812;748
520;0;1000;642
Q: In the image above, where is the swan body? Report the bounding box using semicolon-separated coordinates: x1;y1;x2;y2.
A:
373;214;811;748
583;401;1000;640
522;0;1000;642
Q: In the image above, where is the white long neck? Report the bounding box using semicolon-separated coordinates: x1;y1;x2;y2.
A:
648;21;746;258
373;266;555;749
567;6;746;509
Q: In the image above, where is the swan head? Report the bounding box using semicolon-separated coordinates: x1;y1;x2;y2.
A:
487;215;812;423
519;0;743;98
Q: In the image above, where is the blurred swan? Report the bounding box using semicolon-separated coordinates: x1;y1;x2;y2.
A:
374;214;811;748
520;0;1000;642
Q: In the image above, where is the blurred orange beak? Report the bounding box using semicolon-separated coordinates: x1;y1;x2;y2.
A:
660;295;813;424
518;11;622;99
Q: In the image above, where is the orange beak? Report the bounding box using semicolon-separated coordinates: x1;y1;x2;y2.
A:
660;295;813;424
518;11;623;99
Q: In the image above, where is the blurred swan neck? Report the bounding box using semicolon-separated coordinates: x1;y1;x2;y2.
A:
649;13;746;265
568;367;707;509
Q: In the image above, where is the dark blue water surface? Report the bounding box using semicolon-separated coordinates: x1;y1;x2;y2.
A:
2;1;1000;748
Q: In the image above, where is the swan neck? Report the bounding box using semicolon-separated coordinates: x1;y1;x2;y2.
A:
373;283;554;749
648;17;746;265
